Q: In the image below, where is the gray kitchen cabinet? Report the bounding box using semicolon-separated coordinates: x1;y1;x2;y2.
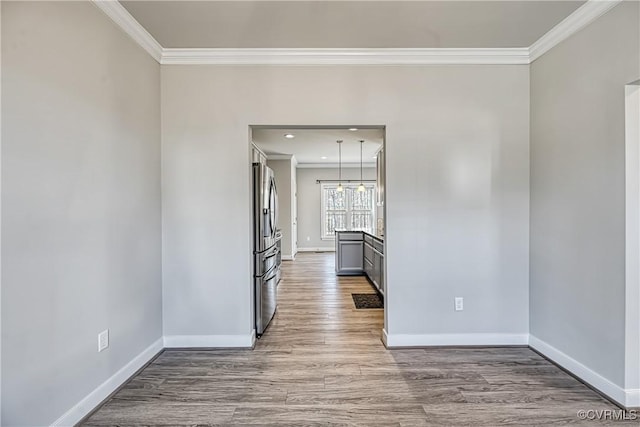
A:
373;251;384;296
372;249;382;293
335;232;364;275
362;232;384;296
364;256;374;279
336;231;384;296
377;250;385;297
364;239;374;278
364;240;374;264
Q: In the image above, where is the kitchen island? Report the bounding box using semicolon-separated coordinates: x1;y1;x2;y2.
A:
335;230;385;297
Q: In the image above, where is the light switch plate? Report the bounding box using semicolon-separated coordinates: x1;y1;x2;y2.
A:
98;329;109;352
454;297;464;311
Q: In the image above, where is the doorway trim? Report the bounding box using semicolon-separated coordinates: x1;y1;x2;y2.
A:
248;125;388;341
624;81;640;407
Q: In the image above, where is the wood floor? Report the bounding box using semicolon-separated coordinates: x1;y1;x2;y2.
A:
84;253;629;426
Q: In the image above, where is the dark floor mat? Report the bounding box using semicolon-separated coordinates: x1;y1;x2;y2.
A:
352;293;383;309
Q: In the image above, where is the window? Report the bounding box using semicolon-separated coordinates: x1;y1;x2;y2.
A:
321;183;376;239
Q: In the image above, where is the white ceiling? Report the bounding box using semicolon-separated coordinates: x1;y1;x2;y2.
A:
120;1;585;49
252;127;383;165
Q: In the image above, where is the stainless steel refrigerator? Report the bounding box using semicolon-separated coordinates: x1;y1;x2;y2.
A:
253;163;281;336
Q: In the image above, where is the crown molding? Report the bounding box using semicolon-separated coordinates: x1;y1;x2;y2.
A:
94;0;622;66
529;0;623;63
265;154;293;160
161;48;530;66
92;0;162;62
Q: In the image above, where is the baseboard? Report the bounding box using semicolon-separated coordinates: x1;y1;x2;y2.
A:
382;328;389;347
384;332;529;348
51;337;164;426
163;333;255;348
297;247;335;252
528;335;632;408
250;329;257;348
282;251;298;261
626;389;640;408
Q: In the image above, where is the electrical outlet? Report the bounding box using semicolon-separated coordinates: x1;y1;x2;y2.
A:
306;236;311;241
454;297;464;311
98;329;109;352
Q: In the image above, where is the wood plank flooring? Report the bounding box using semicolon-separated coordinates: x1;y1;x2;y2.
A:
83;253;630;426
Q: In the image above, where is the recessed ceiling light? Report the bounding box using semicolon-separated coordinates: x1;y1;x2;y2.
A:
349;128;358;131
321;156;328;159
284;133;295;139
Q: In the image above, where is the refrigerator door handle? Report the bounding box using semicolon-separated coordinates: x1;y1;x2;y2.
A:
262;209;271;237
264;266;279;282
263;246;279;259
270;179;278;233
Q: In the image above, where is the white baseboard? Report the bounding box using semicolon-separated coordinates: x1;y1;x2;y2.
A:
382;328;389;347
528;335;633;408
250;329;257;348
297;247;335;252
282;254;295;261
51;337;163;427
384;332;529;347
627;389;640;408
163;333;254;348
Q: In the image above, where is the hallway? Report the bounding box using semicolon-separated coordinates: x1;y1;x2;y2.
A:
83;253;628;426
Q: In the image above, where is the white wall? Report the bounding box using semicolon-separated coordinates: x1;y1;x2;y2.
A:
296;167;376;250
161;64;530;344
1;2;162;425
530;0;639;402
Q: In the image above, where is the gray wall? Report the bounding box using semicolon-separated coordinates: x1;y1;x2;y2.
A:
530;1;640;389
161;64;530;340
297;167;376;250
267;158;293;257
1;2;162;425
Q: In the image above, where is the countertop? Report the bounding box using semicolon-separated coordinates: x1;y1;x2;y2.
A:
335;229;384;242
363;230;385;241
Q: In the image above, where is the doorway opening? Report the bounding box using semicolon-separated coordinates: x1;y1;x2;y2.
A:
248;125;387;346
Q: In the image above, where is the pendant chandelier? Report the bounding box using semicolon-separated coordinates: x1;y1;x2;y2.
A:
336;140;344;192
357;140;366;192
